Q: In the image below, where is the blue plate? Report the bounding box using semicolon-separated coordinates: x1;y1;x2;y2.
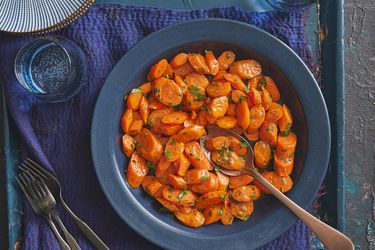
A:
91;19;330;250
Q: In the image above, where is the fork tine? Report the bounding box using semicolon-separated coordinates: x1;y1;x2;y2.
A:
19;164;43;181
35;179;47;197
19;173;38;200
16;176;34;203
24;158;51;179
22;171;42;199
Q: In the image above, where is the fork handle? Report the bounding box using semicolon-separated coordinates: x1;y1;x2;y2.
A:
44;216;71;250
60;200;110;250
50;210;81;250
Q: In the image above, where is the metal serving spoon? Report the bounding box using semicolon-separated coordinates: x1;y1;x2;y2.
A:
200;126;354;250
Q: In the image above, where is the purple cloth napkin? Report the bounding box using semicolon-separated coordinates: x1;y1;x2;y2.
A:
0;4;316;250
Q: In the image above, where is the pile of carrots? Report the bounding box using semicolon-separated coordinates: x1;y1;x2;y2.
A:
121;50;297;228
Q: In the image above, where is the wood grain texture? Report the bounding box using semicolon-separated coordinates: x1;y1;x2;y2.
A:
344;0;375;248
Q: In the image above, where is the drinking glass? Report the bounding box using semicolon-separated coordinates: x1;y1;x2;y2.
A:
14;37;88;102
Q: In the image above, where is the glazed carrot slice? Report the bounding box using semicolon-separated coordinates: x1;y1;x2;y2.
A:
158;137;169;149
279;104;293;134
121;108;133;133
259;121;278;147
236;100;250;129
232;185;261;202
190;111;197;120
243;129;260;142
254;171;293;194
160;124;184;136
227;136;248;156
216;171;230;192
134;128;163;163
185;85;206;111
206;81;231;98
261;88;272;110
274;153;294;177
230;201;254;220
132;111;142;121
265;103;284;123
128;120;144;136
203;204;223;225
153;77;183;106
184;169;210;184
254;140;271;168
164;136;184;162
206;114;218;125
226;103;236;116
142;176;163;196
248;87;262;106
217;51;235;70
167;174;188;189
221;206;234;225
194;110;208;127
264;76;280;102
196;191;226;210
184;141;211;170
175;207;205;228
276;132;297;158
122;134;135;158
162;111;189;125
170;53;188;69
191;172;219;195
248;74;265;90
229;59;262;80
172;62;194;77
188;53;209;74
139;96;149;124
231;90;247;104
217;116;238;129
156;197;179;213
224;73;246;91
185;73;210;89
173;74;188;95
139;82;152;94
175;125;207;143
204;51;219;75
127;88;143;110
172;153;191;176
155;156;172;177
164;64;173;78
148;97;167;110
209;96;229;118
162;185;197;206
213;70;226;81
228;175;254;189
127;153;148;188
211;150;245;171
247;105;265;132
204;136;231;151
148;108;172;134
151;59;168;79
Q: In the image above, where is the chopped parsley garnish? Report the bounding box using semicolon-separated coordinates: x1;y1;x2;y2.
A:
178;189;189;203
250;115;255;119
193;65;199;71
123;95;128;101
243;215;250;221
286;123;291;130
289;152;295;157
237;96;245;103
281;130;290;136
219;194;225;199
146;118;152;127
227;95;233;104
146;161;156;168
153;88;160;93
240;140;248;148
164;150;172;160
258;79;266;90
244;86;250;93
183;132;189;135
144;92;150;99
204;49;209;54
218;209;223;215
163;74;170;79
179;92;183;97
226;52;232;59
201;174;209;182
169;140;175;145
199;103;210;111
281;177;287;185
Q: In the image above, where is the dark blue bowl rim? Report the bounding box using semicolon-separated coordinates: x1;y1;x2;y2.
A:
91;18;331;250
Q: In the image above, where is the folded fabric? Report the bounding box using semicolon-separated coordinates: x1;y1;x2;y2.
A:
0;4;316;250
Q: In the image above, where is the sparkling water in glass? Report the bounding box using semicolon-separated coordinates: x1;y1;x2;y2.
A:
266;0;315;11
15;37;88;101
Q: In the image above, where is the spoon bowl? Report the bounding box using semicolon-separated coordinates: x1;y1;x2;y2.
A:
199;125;354;250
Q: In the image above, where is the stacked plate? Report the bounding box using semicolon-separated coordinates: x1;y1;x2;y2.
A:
0;0;95;34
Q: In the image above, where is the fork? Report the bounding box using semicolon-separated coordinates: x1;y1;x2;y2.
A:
18;169;81;250
17;172;71;250
21;158;110;250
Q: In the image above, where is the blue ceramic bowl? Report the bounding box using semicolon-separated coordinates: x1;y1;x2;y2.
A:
91;19;330;249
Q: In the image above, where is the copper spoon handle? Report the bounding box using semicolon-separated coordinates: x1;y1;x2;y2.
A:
252;171;354;250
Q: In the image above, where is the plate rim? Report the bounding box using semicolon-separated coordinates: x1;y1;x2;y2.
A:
91;18;331;249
